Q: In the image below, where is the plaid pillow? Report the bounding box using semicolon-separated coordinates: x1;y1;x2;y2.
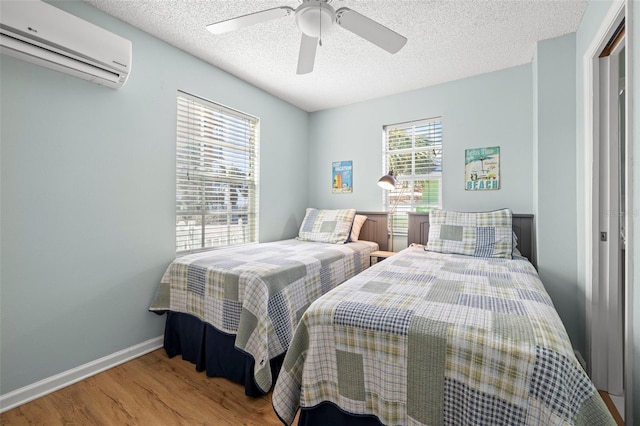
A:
297;208;356;244
426;209;513;259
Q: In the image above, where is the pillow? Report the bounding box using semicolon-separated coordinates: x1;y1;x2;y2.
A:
512;231;524;258
349;214;368;242
426;209;513;259
297;208;356;244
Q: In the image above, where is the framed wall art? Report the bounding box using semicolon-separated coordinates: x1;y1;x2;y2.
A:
465;146;500;190
332;160;353;194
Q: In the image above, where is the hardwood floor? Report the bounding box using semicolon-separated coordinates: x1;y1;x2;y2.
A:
0;349;293;425
599;390;625;426
1;349;623;426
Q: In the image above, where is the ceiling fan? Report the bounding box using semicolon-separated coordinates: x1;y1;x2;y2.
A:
206;0;407;74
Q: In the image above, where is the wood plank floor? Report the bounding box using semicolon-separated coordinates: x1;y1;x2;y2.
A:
0;349;294;425
598;390;624;426
1;349;623;425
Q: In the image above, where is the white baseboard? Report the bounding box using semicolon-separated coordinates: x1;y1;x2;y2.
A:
0;335;163;413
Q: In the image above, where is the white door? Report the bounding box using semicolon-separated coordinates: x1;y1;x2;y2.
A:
585;2;632;421
596;40;625;397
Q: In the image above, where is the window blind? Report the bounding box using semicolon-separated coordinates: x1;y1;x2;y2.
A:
176;91;259;253
382;117;442;234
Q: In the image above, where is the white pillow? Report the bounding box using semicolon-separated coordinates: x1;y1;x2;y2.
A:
349;215;368;241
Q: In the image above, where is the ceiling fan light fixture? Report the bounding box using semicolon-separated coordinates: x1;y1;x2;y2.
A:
206;0;408;75
295;3;335;38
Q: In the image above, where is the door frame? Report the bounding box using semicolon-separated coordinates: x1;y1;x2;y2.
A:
583;0;633;421
597;32;625;395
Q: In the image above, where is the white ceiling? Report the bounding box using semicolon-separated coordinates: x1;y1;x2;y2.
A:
83;0;587;112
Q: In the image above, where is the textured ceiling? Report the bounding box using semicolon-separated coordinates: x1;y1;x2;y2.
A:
83;0;587;112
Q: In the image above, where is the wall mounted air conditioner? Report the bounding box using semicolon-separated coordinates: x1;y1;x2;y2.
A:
0;0;132;89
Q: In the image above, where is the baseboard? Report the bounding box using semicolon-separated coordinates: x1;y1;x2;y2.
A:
0;335;163;413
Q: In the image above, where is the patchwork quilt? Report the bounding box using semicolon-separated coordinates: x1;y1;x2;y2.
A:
150;239;377;392
272;247;615;425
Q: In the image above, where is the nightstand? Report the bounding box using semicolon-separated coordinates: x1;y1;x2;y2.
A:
370;250;395;266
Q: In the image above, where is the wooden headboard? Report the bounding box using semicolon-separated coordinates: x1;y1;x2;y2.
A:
357;211;389;251
407;212;535;267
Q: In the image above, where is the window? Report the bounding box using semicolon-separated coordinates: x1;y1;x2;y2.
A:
382;117;442;234
176;91;259;253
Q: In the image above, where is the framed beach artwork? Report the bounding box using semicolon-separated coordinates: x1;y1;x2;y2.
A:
332;160;353;194
465;146;500;190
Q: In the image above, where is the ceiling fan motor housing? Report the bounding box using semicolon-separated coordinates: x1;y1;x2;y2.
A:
295;0;335;38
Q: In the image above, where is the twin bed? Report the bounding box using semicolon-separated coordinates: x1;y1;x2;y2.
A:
151;207;614;425
272;209;615;425
150;209;388;395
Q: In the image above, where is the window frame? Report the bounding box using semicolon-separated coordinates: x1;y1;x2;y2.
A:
175;91;260;254
382;117;443;235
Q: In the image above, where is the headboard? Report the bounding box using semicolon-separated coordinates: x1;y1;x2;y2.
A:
357;211;389;251
407;212;535;267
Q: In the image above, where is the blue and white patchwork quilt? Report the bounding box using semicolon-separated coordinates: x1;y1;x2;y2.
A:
150;239;377;392
273;246;615;425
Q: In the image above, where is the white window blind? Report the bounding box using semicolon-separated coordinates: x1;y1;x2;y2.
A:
383;117;442;234
176;91;259;253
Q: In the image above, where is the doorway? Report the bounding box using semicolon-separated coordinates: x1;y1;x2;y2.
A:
596;24;625;413
584;1;631;422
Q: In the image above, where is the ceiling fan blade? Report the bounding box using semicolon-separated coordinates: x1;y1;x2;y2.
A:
297;33;318;74
207;7;294;35
335;8;407;54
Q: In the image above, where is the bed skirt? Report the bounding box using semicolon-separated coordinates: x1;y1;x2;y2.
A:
162;311;284;397
298;403;383;426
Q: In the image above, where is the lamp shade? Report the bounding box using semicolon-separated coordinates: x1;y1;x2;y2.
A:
377;172;397;190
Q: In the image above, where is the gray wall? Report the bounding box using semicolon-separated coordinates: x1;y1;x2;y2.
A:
574;0;613;362
307;65;534;218
533;34;581;351
0;1;309;394
575;0;615;296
